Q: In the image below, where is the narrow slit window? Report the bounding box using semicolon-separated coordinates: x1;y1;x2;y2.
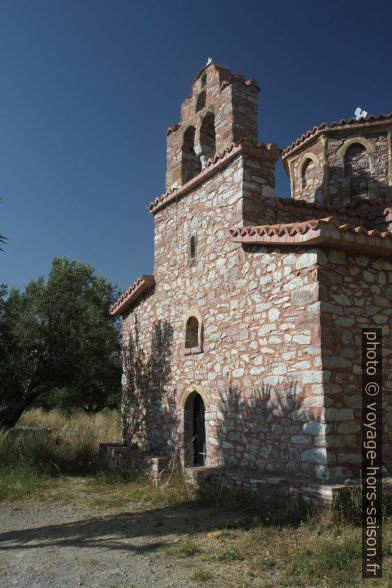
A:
190;235;197;260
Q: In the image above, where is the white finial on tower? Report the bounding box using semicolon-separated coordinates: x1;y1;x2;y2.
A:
354;107;368;120
206;57;213;65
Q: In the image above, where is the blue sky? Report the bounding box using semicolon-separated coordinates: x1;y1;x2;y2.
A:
1;0;391;292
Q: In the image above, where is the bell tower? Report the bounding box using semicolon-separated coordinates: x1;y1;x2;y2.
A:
165;61;260;191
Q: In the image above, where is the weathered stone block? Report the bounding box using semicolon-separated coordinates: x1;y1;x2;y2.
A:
324;408;354;422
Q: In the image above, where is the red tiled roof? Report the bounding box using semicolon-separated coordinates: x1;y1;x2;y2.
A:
229;217;392;259
149;140;280;214
110;275;155;317
282;113;392;158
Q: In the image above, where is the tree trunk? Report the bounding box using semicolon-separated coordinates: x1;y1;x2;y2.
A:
0;385;48;430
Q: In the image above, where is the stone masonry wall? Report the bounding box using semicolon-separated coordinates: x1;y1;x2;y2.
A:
121;153;338;482
166;63;259;191
319;251;392;480
327;132;390;206
285;129;391;205
288;139;325;203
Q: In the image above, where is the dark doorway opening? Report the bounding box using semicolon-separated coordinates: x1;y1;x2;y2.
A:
193;394;206;466
184;391;206;467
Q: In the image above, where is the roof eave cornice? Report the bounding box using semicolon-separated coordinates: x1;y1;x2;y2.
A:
282;114;392;160
149;140;280;214
110;275;155;317
229;222;392;259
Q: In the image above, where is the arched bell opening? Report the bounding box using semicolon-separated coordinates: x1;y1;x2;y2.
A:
181;125;201;184
199;111;216;166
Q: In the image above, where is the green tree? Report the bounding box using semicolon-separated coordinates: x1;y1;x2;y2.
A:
0;258;122;429
0;280;49;428
1;196;8;250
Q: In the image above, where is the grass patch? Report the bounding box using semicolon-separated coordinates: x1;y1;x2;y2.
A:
191;569;213;583
0;408;122;500
89;473;189;509
213;548;243;562
0;464;49;500
290;536;359;580
176;540;202;557
0;408;191;507
165;539;203;558
177;509;392;586
1;409;391;586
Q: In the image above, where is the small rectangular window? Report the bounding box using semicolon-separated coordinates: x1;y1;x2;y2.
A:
190;235;197;260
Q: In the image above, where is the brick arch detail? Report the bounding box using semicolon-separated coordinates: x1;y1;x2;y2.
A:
183;307;203;331
180;384;208;410
336;137;376;159
300;152;320;175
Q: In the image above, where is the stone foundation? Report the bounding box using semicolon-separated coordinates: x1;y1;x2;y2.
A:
99;444;174;484
186;465;392;509
100;445;392;511
99;443;150;472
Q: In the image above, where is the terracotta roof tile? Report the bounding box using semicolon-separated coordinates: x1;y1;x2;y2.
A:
110;275;155;317
230;217;392;240
282;113;392;158
229;217;392;259
149;140;279;214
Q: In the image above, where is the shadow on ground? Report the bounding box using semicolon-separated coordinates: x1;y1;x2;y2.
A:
0;502;246;554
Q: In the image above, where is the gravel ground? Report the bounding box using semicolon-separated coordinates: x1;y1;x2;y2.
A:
0;486;244;588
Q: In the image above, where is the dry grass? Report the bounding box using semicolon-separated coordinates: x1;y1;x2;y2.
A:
163;509;392;587
18;408;122;445
0;409;190;507
1;410;391;586
0;409;121;500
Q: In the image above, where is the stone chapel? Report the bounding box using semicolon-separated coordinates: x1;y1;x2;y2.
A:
110;62;392;498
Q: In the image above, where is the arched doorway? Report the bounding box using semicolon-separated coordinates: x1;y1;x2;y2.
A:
184;391;206;467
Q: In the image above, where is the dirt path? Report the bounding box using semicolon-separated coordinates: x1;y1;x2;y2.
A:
0;480;246;588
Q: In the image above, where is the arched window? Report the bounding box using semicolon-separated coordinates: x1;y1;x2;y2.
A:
196;91;206;112
302;158;317;188
181;126;201;184
185;316;199;349
201;73;207;87
199;112;216;163
344;143;368;196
